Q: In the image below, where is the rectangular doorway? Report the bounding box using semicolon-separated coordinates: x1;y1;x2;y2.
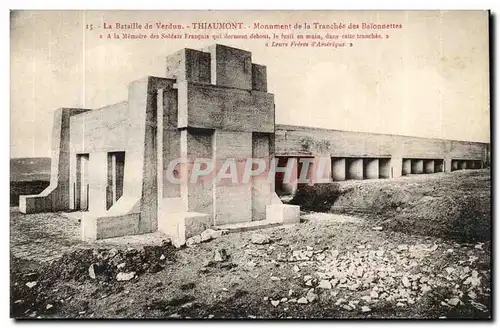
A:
75;154;89;211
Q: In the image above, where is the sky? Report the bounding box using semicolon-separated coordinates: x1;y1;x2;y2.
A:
10;10;490;158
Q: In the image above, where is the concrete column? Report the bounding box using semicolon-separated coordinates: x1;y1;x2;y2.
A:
363;158;379;179
401;159;411;175
435;159;444;172
424;159;435;174
347;158;363;180
459;160;467;170
379;158;391;178
157;89;164;209
411;159;424;174
451;160;459;171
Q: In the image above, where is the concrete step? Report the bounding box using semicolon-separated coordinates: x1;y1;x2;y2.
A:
214;219;281;233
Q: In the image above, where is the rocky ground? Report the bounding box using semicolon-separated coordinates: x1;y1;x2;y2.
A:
10;170;491;319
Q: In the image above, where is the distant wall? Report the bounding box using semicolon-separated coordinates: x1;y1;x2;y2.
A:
275;124;489;178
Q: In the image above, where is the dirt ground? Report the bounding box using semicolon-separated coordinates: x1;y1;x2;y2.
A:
10;170;491;319
292;169;491;243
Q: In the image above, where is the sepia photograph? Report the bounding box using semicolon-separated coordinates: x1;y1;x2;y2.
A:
9;9;491;319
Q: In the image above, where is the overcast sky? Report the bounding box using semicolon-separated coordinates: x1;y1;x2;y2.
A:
10;10;490;158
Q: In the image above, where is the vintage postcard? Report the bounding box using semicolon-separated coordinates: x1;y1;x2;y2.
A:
10;10;491;319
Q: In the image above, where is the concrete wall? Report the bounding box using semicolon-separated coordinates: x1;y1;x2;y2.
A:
70;76;177;239
20;108;90;214
179;82;275;133
275;125;489;176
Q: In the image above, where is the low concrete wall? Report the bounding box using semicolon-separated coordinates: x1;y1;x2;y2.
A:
20;108;90;214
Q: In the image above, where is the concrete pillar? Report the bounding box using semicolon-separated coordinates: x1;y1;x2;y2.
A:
423;159;435;174
213;131;252;225
331;158;346;181
459;160;467;170
402;159;411;175
452;160;459;171
363;158;379;179
379;158;391;178
411;159;424;174
346;158;363;180
435;159;444;172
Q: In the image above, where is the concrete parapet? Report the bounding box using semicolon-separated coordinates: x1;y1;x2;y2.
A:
266;204;300;225
363;158;379;179
19;194;52;214
424;159;435;174
411;159;424;174
346;158;363;180
331;158;346;181
81;212;140;241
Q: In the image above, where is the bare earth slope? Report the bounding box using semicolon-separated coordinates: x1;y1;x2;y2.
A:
291;169;491;243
